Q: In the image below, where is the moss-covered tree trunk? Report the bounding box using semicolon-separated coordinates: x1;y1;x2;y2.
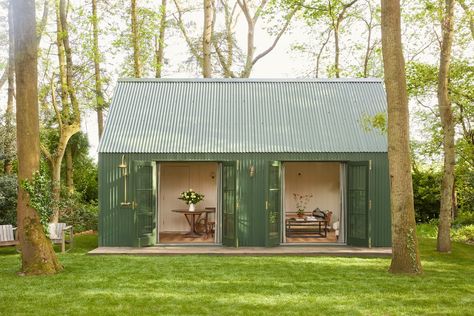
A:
437;0;455;253
13;0;62;276
380;0;422;274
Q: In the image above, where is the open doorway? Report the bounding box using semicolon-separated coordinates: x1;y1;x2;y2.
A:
158;162;219;244
283;162;344;244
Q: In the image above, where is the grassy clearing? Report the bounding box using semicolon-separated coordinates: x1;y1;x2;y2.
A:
0;235;473;315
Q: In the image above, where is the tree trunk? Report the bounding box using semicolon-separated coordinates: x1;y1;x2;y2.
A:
203;0;214;78
437;0;455;253
56;0;69;119
92;0;104;139
131;0;141;77
4;0;15;175
334;24;340;78
65;145;74;194
380;0;422;274
50;158;62;223
363;24;372;78
46;0;81;221
155;0;167;78
59;0;80;121
13;0;62;276
46;124;80;223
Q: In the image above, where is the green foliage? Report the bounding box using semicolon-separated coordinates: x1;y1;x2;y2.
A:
454;211;474;227
452;225;474;244
361;112;387;135
59;194;98;233
416;222;438;239
21;171;53;232
63;133;98;202
412;168;441;222
0;175;17;225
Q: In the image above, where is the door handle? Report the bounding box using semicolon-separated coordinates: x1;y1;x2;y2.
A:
265;201;268;210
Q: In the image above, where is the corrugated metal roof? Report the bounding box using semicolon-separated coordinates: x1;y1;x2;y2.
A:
99;78;388;153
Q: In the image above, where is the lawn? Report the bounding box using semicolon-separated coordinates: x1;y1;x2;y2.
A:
0;235;473;315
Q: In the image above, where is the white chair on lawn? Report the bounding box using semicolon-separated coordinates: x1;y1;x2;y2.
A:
48;223;73;253
0;224;19;248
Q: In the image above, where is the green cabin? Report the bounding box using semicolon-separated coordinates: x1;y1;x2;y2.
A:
98;78;391;248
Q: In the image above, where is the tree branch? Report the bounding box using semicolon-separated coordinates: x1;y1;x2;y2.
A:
50;76;63;131
458;0;474;40
37;0;50;45
0;64;8;90
252;9;296;66
172;0;203;64
213;41;237;77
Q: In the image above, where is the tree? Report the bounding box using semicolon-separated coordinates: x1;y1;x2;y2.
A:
174;0;296;77
285;0;359;77
3;0;15;175
203;0;214;77
92;0;105;139
131;0;141;77
437;0;456;253
12;0;62;275
41;0;81;222
155;0;168;78
380;0;422;274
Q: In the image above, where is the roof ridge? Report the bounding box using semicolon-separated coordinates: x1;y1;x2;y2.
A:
117;78;384;83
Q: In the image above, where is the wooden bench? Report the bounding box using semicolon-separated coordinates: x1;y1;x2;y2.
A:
0;225;19;247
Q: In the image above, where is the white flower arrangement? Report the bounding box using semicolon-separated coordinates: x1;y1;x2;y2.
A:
178;189;204;205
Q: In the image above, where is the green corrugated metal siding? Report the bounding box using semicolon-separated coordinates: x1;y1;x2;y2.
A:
99;152;391;247
99;79;388;154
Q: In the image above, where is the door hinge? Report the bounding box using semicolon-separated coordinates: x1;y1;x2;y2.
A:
132;201;137;209
369;160;372;171
265;201;269;210
368;199;372;210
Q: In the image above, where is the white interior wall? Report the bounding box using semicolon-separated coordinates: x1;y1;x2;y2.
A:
159;162;218;232
284;162;341;224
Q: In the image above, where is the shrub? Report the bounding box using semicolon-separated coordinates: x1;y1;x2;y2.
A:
412;169;441;222
0;175;17;225
59;194;98;233
454;211;474;227
452;225;474;244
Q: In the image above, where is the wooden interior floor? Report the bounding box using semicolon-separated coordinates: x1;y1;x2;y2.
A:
285;230;338;243
159;232;215;244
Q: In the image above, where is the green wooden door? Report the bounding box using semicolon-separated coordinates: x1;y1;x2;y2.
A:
133;161;157;247
222;162;238;247
347;161;370;247
265;161;281;247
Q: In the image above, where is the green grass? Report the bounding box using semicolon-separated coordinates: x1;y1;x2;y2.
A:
0;235;473;315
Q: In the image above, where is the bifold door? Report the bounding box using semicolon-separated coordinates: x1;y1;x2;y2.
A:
347;161;370;247
265;161;281;247
222;162;238;247
133;161;157;247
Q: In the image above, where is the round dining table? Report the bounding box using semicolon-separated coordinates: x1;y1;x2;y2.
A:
172;208;215;238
